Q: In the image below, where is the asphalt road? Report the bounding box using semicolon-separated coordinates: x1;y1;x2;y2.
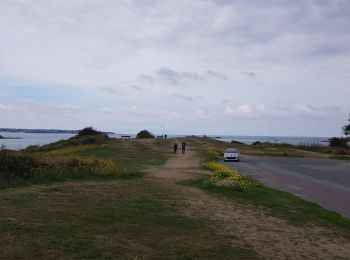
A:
223;155;350;218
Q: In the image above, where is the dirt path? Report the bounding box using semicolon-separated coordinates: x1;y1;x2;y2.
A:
147;149;350;259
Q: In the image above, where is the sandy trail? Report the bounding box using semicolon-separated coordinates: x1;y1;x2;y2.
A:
148;149;350;260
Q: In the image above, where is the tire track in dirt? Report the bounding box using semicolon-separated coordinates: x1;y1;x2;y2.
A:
147;149;350;259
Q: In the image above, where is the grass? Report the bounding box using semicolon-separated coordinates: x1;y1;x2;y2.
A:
330;155;350;160
0;135;258;258
183;179;350;235
0;179;257;259
1;135;349;258
185;144;350;238
1;136;172;188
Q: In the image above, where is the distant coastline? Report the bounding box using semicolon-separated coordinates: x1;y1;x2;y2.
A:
0;128;115;134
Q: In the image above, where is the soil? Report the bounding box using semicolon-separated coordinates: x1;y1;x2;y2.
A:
147;149;350;260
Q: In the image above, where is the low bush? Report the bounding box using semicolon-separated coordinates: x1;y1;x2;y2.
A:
78;127;102;136
204;162;262;191
329;137;348;148
230;140;245;145
0;150;119;185
136;130;155;138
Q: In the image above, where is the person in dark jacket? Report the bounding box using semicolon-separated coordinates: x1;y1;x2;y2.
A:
173;143;178;153
181;142;186;154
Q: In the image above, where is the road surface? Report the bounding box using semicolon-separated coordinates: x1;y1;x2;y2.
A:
223;155;350;218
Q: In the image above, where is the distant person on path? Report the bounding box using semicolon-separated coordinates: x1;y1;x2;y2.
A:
181;142;186;154
173;143;178;154
164;134;167;139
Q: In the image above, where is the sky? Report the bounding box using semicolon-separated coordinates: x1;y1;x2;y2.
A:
0;0;349;136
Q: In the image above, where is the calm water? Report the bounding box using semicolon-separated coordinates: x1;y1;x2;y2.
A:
209;135;330;146
0;132;330;150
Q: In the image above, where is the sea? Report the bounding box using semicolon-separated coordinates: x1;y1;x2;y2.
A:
0;132;331;150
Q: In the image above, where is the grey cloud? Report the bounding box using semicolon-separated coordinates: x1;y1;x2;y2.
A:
140;74;154;83
172;94;203;101
157;67;181;84
100;86;117;94
157;67;204;84
157;67;203;84
181;71;202;81
157;68;227;84
242;71;257;79
206;70;227;80
129;85;143;91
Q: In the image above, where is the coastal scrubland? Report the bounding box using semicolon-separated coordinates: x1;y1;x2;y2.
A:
0;134;349;259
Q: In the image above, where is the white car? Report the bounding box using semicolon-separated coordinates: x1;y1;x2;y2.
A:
224;148;240;162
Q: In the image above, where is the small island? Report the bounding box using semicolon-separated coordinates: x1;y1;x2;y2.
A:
0;134;21;140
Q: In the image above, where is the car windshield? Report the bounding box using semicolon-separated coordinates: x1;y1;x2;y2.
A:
225;148;238;153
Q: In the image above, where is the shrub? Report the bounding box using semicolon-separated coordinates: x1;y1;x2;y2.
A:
252;141;261;145
78;127;102;137
204;161;262;191
231;140;244;145
0;151;120;185
329;137;348;148
136;130;155;138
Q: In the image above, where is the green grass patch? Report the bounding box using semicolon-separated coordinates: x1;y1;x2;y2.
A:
329;155;350;160
183;178;350;236
0;179;258;259
1;136;172;188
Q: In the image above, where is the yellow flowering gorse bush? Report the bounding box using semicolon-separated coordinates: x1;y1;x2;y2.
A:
94;159;119;176
204;161;262;191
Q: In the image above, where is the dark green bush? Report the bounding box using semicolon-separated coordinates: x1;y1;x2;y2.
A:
329;137;348;148
230;140;244;145
0;150;46;181
78;127;101;136
136;130;155;138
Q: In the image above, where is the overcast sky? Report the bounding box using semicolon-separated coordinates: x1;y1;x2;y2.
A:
1;0;349;136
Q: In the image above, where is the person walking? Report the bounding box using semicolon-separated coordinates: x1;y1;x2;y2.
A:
181;141;186;154
173;143;178;154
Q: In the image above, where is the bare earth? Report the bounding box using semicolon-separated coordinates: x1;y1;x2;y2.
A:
148;149;350;259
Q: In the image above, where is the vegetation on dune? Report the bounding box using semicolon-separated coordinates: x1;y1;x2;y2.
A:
325;114;350;149
342;114;350;137
136;129;155;138
329;137;348;148
186;178;350;234
0;136;256;259
0;130;172;188
0;180;257;259
204;161;262;191
78;126;104;137
0;149;120;188
184;145;350;235
31;128;110;152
